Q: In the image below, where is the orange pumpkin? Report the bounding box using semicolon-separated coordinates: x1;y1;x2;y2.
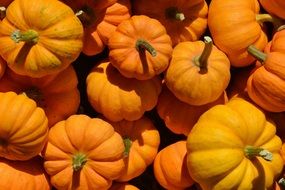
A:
247;29;285;112
0;66;80;127
157;86;228;136
43;114;125;190
86;60;162;122
106;116;160;182
0;91;49;160
133;0;208;46
165;36;231;106
62;0;131;56
0;57;6;79
0;156;51;190
153;141;194;190
108;15;173;80
0;0;83;78
259;0;285;19
109;183;139;190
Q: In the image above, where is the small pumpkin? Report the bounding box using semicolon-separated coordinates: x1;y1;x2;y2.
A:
86;60;162;122
187;97;283;189
247;29;285;112
43;114;125;190
109;183;139;190
259;0;285;20
153;140;194;190
0;0;83;77
0;91;49;160
165;36;231;106
0;57;6;79
0;66;80;127
108;15;173;80
0;156;51;190
107;116;160;182
133;0;208;46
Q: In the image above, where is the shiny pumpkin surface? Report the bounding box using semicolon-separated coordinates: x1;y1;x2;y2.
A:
187;97;283;189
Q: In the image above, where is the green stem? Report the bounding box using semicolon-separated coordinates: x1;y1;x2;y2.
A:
11;29;39;44
0;6;6;20
244;145;273;161
279;178;285;187
72;153;87;171
193;36;213;74
165;7;185;21
123;137;132;157
256;13;285;31
136;39;157;57
247;45;267;63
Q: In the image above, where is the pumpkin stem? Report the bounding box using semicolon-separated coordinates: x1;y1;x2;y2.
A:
247;45;267;63
278;178;285;186
256;14;285;31
123;137;132;157
136;39;157;57
244;145;273;161
193;36;213;74
75;7;95;27
11;29;39;44
165;7;185;21
72;153;87;171
0;6;6;20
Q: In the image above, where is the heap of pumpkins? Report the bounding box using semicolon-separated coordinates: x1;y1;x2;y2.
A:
1;0;285;189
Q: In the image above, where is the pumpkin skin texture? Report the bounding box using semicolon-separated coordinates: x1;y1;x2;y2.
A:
208;0;268;67
0;156;51;190
108;15;173;80
0;57;6;79
153;141;194;190
0;0;83;78
86;60;162;122
247;29;285;112
259;0;285;19
0;66;80;127
0;91;49;160
42;114;125;190
133;0;208;46
157;86;228;136
107;116;160;182
109;183;139;190
165;37;231;106
186;97;283;190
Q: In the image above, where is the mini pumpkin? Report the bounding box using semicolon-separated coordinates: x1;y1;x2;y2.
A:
43;114;125;190
0;91;49;160
108;15;173;80
187;97;283;189
86;60;162;122
0;0;83;77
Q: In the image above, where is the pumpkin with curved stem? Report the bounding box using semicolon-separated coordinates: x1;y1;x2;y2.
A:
106;116;160;182
0;91;49;160
43;114;125;190
208;0;283;67
109;183;139;190
186;97;283;189
165;36;231;106
0;57;6;78
86;60;162;122
108;15;173;80
133;0;208;46
154;141;194;190
0;66;80;127
247;29;285;112
0;0;83;78
259;0;285;20
0;156;51;190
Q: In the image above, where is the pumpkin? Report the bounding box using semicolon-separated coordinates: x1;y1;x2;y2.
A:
0;57;6;79
109;183;139;190
0;91;49;160
157;85;228;136
0;0;83;78
186;97;283;189
62;0;131;56
86;60;162;122
165;36;231;106
0;156;51;190
259;0;285;20
208;0;276;67
133;0;208;46
247;29;285;112
42;114;125;190
153;140;194;190
0;65;80;127
106;116;160;182
108;15;173;80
